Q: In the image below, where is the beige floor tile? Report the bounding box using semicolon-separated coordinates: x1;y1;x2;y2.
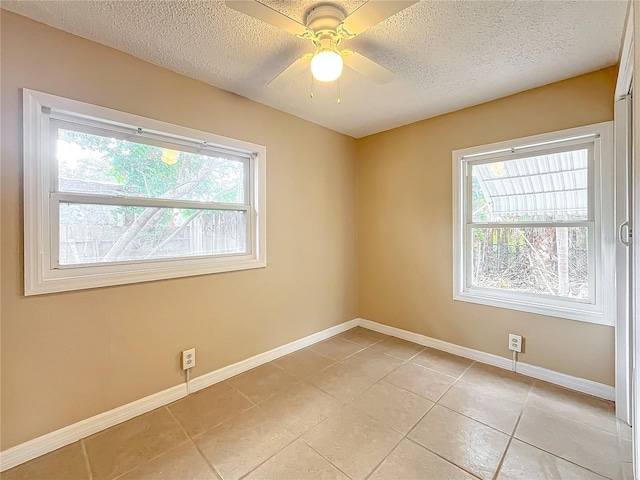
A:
195;407;295;480
84;408;189;480
274;348;336;378
1;442;89;480
384;362;456;402
409;405;509;480
227;362;300;403
168;382;253;437
528;381;616;434
370;337;425;360
117;443;219;480
245;439;349;480
411;348;473;377
303;405;402;480
308;337;365;361
439;380;524;433
345;348;404;377
309;360;381;401
497;439;607;480
259;382;342;435
515;405;619;479
369;438;476;480
351;381;433;434
460;363;533;401
619;439;633;463
337;327;387;346
618;420;632;441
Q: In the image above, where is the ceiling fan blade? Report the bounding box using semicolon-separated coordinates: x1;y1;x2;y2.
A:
339;1;419;37
225;0;311;37
343;50;395;85
268;53;313;88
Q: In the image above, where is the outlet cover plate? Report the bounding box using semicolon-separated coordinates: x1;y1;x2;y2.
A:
508;334;522;353
182;348;196;370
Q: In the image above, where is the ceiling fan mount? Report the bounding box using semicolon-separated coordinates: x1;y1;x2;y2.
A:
225;0;418;88
304;4;346;35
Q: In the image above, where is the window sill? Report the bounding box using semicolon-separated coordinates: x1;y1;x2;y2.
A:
26;258;267;296
453;290;613;327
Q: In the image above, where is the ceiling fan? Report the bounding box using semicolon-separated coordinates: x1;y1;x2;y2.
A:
225;0;418;87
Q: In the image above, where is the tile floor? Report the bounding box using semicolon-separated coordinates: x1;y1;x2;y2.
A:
2;327;632;480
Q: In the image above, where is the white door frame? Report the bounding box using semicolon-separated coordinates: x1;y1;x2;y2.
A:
616;0;634;427
627;2;640;478
615;94;632;425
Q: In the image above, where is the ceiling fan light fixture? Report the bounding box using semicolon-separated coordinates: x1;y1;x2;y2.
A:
310;49;343;83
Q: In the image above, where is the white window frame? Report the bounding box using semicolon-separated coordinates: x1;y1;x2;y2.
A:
452;122;614;326
23;89;267;295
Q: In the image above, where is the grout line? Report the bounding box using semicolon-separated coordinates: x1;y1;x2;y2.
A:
164;406;224;480
524;380;620;436
362;434;404;480
402;436;483;480
80;440;93;480
308;342;368;363
110;439;191;480
237;435;299;480
87;408;193;480
108;408;193;480
369;343;426;363
401;362;474;440
511;435;619;480
301;439;356;480
362;360;482;479
493;406;524;480
235;374;353;480
224;379;259;406
491;383;532;480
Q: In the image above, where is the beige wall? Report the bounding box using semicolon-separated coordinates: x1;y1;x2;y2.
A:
0;11;358;450
356;66;618;386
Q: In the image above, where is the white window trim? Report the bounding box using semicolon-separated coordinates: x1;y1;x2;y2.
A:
23;89;267;295
452;122;615;326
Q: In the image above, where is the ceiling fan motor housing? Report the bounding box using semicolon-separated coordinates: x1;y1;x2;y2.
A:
305;4;346;33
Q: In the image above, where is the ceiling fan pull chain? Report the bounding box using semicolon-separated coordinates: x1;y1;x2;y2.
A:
310;73;314;99
336;78;341;104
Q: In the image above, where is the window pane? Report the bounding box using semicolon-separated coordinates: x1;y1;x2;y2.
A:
471;149;588;222
470;227;589;299
57;129;246;204
59;203;247;265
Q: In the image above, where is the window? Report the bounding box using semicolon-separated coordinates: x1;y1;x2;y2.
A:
23;89;266;295
452;123;614;325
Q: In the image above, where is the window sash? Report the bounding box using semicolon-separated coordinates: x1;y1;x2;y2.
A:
49;193;253;269
49;113;252;163
451;121;613;326
51;120;251;206
459;133;599;161
47;114;257;271
465;142;595;225
461;140;597;304
463;223;596;304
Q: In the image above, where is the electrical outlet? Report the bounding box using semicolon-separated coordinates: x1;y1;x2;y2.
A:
508;334;522;353
182;348;196;370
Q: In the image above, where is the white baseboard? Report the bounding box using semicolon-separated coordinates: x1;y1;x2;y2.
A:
358;318;615;401
0;318;358;472
1;316;614;472
189;319;359;393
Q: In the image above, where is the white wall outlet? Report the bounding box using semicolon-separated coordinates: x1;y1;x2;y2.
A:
182;348;196;370
508;334;523;353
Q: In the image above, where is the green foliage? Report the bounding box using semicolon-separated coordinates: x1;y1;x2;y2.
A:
58;129;246;229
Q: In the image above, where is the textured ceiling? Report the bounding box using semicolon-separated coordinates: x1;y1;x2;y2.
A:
2;0;628;138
